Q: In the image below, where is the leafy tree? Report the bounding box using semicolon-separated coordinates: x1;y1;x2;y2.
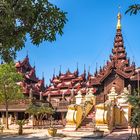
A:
0;0;67;62
127;91;140;140
0;62;23;129
126;4;140;15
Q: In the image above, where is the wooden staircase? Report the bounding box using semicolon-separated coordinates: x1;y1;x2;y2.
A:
77;107;96;132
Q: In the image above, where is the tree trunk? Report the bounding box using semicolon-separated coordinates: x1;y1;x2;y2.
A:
18;125;23;135
5;102;9;129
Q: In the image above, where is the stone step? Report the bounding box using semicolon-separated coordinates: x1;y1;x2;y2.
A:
77;127;95;132
87;113;95;117
78;108;96;131
80;119;94;126
86;115;94;119
81;120;92;124
80;123;95;127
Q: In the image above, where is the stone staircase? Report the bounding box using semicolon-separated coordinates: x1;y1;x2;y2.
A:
77;107;95;132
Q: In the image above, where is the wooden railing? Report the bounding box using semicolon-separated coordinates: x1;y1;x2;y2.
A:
50;100;70;110
33;120;64;127
0;99;31;105
76;101;94;129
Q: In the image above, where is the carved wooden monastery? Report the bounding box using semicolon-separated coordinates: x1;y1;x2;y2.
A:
16;56;46;99
0;12;139;128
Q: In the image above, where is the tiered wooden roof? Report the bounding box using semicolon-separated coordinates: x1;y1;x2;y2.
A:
43;69;87;96
16;12;140;99
15;55;45;96
87;12;139;88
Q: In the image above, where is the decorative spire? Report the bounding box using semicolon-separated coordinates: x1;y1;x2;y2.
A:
100;66;102;73
116;7;121;30
76;62;79;73
88;66;90;77
53;68;55;78
83;64;86;79
59;65;61;76
42;72;44;80
26;50;29;58
84;64;86;74
33;61;36;69
95;62;98;75
67;68;70;73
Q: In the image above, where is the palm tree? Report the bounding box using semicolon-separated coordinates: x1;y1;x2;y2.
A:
126;4;140;15
16;120;26;135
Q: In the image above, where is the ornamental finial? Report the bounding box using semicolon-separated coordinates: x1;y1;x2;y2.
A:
116;6;121;30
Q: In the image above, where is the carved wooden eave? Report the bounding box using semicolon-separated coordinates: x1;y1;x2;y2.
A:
15;56;45;97
47;85;58;91
34;80;45;92
45;69;86;97
58;69;79;80
124;65;135;73
56;81;72;89
15;56;32;72
51;78;61;84
99;69;113;83
130;73;140;81
24;66;39;82
115;69;133;79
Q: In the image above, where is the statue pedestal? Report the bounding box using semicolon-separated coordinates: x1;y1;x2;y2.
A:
115;88;130;128
63;124;77;131
75;90;83;105
64;105;77;131
115;104;130;128
95;103;114;132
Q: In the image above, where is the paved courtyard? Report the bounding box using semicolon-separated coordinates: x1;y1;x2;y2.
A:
0;128;133;140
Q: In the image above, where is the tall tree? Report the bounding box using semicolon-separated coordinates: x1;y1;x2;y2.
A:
126;4;140;15
127;91;140;140
0;0;67;62
0;62;23;129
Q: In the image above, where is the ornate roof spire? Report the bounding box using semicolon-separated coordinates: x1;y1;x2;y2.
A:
59;65;61;76
42;72;44;80
116;6;121;30
76;62;79;73
53;68;55;78
84;64;86;74
33;61;36;69
88;66;90;77
26;50;29;58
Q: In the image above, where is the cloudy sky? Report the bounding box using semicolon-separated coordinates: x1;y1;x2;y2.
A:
16;0;140;85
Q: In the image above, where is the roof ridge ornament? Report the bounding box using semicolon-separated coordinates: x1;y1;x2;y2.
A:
59;65;61;75
117;6;122;30
26;50;29;58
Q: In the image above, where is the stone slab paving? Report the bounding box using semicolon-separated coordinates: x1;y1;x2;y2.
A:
0;128;132;140
104;129;132;140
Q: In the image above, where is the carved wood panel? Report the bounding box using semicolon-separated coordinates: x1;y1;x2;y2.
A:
104;73;124;95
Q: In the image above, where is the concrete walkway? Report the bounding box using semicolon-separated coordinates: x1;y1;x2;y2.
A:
104;129;132;140
0;128;132;140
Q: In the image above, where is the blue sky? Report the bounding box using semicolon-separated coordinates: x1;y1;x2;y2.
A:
16;0;140;85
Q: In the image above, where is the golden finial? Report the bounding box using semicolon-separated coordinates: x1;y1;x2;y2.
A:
116;6;121;30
